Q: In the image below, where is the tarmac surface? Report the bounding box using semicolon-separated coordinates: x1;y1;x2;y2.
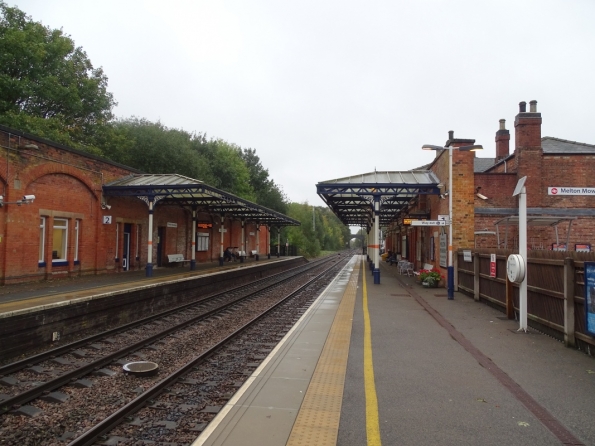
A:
338;259;595;445
194;255;595;446
1;254;595;445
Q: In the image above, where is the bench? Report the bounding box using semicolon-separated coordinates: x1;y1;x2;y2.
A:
412;263;434;276
167;254;191;265
250;250;258;257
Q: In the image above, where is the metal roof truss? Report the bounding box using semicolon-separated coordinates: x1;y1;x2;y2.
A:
317;176;441;229
103;174;299;227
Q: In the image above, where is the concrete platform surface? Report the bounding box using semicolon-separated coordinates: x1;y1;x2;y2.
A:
194;255;595;446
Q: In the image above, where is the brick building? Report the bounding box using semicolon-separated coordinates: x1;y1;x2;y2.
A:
0;126;291;285
385;100;595;271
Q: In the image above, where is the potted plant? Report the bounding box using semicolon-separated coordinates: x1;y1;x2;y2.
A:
419;268;444;288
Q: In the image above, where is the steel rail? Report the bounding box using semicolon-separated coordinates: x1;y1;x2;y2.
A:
67;261;341;446
0;258;335;414
0;259;326;376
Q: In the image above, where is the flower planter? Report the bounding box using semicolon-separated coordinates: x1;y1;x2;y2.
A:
419;268;444;289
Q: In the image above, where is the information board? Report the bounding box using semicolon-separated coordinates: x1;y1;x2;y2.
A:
439;234;447;268
585;262;595;337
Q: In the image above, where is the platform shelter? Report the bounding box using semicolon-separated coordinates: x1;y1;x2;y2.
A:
317;170;440;283
104;174;300;276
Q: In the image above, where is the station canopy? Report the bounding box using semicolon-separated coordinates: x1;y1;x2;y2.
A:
317;170;441;229
493;215;576;250
103;174;300;227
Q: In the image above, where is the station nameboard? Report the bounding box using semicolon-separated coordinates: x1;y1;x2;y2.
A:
410;220;447;226
548;187;595;196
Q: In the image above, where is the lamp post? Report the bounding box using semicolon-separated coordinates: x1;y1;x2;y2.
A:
422;144;483;299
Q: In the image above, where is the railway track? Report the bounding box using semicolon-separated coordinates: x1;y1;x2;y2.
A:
0;253;350;445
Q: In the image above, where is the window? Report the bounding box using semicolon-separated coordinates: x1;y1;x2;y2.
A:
39;217;46;264
53;218;68;262
74;219;80;262
197;232;209;251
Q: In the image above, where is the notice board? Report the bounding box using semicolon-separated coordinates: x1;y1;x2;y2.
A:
585;262;595;336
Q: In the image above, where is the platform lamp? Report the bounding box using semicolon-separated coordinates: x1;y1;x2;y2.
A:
421;144;483;299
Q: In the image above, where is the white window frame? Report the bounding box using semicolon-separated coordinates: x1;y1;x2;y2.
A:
39;217;46;263
52;218;68;262
197;232;209;251
74;219;80;262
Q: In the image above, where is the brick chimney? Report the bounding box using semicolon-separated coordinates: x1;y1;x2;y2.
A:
514;100;543;207
514;100;541;150
495;119;510;160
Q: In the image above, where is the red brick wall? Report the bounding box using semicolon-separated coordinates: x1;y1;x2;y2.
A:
474;173;517;208
428;147;477;251
473;103;595;252
0;129;271;283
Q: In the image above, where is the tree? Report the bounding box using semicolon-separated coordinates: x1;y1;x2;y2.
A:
241;148;288;213
283;203;350;258
106;118;212;181
0;2;116;150
195;139;255;200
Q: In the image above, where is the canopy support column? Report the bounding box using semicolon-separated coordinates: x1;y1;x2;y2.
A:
146;198;155;277
267;225;271;259
219;215;225;266
255;224;260;261
277;227;281;257
373;194;381;284
240;219;246;263
190;206;197;270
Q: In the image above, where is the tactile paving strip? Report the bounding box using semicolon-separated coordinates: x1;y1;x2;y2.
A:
285;261;359;446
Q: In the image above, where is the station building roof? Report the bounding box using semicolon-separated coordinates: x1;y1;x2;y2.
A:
103;174;300;227
317;170;441;229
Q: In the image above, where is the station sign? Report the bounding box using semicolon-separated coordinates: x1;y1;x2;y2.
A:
548;187;595;196
410;220;447;226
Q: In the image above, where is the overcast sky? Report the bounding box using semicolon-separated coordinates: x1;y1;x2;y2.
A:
11;0;595;206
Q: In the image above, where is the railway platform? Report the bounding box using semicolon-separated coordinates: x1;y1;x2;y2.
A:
0;255;285;315
1;254;594;445
194;255;595;446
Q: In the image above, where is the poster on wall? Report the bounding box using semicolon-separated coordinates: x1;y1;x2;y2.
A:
585;262;595;337
430;237;435;261
401;235;407;259
439;234;447;268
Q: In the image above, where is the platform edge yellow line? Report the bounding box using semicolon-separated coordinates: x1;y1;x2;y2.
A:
363;259;382;445
286;258;360;446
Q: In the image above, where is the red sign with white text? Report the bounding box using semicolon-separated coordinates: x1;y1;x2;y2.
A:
490;254;496;278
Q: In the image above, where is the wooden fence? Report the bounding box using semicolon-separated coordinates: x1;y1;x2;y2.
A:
456;249;594;356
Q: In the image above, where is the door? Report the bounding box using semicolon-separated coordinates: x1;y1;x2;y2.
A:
123;224;131;271
157;227;165;267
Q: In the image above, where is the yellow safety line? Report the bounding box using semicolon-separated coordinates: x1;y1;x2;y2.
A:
362;259;382;445
286;259;359;446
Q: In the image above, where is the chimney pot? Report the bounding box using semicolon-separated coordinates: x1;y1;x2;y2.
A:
529;100;537;113
519;101;526;113
499;119;506;130
448;130;454;140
